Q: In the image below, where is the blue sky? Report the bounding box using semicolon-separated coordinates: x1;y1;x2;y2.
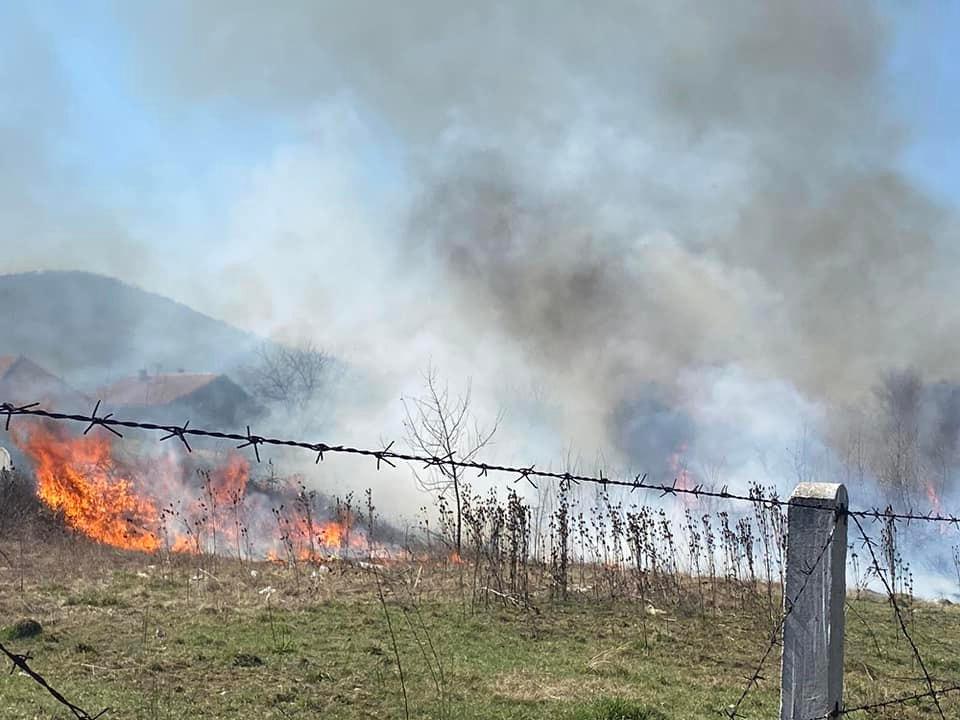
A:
12;2;294;223
887;2;960;206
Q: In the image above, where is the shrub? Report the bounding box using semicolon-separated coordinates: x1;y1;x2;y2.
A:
0;469;41;537
2;618;43;641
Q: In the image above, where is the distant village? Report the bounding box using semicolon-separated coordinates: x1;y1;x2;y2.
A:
0;354;259;432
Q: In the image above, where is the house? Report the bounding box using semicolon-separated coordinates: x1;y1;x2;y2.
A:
0;355;90;412
98;371;260;429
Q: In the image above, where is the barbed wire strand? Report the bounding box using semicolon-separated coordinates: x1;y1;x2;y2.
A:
724;522;839;719
803;682;960;719
5;401;960;527
849;513;946;720
0;641;109;719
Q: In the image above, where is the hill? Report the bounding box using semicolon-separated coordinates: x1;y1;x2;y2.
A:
0;271;260;387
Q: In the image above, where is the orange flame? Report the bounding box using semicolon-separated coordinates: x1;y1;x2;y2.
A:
11;421;381;561
668;443;697;507
15;423;161;551
926;481;943;515
208;453;249;505
278;512;371;562
12;422;253;554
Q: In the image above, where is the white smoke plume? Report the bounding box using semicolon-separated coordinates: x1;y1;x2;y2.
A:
3;2;960;577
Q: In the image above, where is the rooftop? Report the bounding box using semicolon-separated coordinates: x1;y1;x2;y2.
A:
99;373;222;406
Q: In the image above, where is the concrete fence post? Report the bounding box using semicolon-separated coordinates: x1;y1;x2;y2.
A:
780;483;848;720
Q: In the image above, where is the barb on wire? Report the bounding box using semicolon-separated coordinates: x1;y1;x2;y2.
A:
724;522;839;719
849;513;947;720
7;400;960;524
1;401;39;431
83;400;122;438
659;479;679;498
0;641;109;719
375;441;397;470
562;471;579;487
313;442;331;464
515;465;537;489
236;425;263;462
159;420;192;452
422;451;455;471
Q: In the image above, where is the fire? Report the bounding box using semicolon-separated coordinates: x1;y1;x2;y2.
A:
10;421;378;561
923;480;951;536
318;518;348;548
15;423;161;552
668;443;697;507
279;512;371;562
170;535;196;554
926;481;943;515
207;453;249;505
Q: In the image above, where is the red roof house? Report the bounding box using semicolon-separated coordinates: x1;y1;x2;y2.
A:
98;371;259;428
0;355;89;412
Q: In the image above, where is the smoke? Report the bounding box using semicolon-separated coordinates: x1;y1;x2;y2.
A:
4;1;960;540
0;5;153;280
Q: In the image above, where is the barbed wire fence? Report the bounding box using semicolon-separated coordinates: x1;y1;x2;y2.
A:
7;400;960;526
2;399;960;718
727;522;839;719
0;640;109;719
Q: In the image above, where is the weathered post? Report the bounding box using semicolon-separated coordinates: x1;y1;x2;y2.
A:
780;483;847;720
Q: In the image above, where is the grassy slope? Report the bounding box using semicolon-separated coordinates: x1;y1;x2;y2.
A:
1;541;960;720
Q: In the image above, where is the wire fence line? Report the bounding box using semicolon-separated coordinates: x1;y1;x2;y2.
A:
4;398;960;719
5;400;960;528
782;514;960;720
726;523;839;719
0;641;109;720
845;514;945;719
805;682;960;719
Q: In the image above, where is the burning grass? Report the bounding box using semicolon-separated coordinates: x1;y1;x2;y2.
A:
1;534;960;719
7;421;390;564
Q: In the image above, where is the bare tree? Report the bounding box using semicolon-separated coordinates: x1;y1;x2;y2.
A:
788;422;823;486
241;340;330;414
839;411;868;494
926;383;960;501
874;369;924;505
402;367;501;557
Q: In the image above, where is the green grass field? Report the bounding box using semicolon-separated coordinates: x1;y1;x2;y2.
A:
2;538;959;719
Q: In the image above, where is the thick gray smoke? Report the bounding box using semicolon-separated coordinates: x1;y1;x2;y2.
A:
4;3;960;525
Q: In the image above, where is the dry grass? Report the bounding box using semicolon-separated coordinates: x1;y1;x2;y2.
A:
1;530;959;719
